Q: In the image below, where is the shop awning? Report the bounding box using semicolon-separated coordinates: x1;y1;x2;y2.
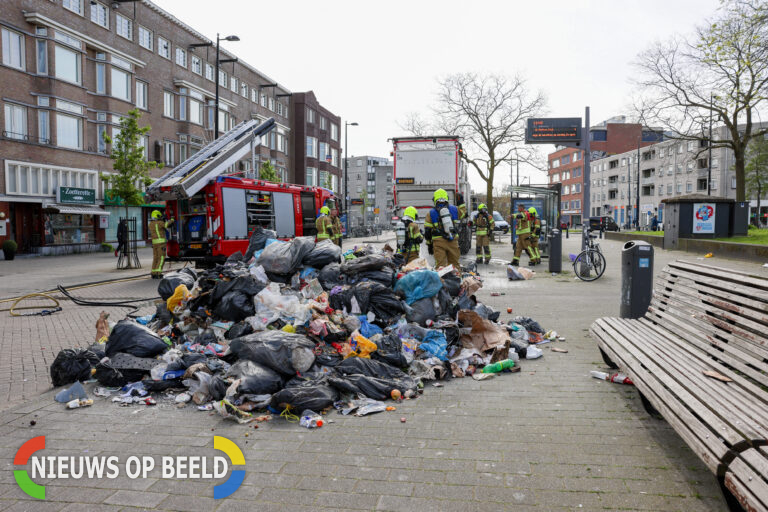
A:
44;205;111;216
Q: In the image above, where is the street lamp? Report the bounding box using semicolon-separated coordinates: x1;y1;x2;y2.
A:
344;121;358;235
191;34;239;139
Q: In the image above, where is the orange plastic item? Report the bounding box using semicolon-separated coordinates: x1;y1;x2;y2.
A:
167;284;190;311
386;406;396;411
345;334;377;359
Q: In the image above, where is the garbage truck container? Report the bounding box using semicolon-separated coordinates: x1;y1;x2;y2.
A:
548;228;562;273
620;241;654;319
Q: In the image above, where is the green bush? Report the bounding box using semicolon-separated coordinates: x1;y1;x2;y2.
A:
748;223;757;230
101;242;114;252
2;239;17;252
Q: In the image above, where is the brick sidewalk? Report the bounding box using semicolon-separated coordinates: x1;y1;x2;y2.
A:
0;235;758;510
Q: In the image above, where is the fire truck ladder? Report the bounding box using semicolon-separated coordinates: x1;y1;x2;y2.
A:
146;117;276;201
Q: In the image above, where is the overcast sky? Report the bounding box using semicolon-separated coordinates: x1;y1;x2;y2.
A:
154;0;720;192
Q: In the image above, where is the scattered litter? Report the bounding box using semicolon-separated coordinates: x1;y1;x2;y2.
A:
704;253;714;258
299;410;324;428
66;399;93;409
591;371;634;385
702;370;733;382
551;347;568;353
55;382;88;403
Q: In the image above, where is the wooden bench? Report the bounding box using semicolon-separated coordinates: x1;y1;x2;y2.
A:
590;260;768;511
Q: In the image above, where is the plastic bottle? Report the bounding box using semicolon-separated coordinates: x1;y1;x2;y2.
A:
590;371;633;385
481;359;515;374
299;410;324;429
66;399;94;409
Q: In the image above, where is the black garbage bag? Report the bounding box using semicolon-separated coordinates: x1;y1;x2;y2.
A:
209;375;230;401
106;319;168;358
442;273;461;297
230;330;315;376
303;240;341;268
318;263;343;291
212;291;254;322
237;363;284;395
356;267;395;287
329;285;354;312
155;302;172;325
436;288;458;318
314;353;343;367
270;385;338;412
405;297;436;327
285;371;331;388
244;226;277;262
371;333;407;368
211;276;264;303
341;254;392;275
257;237;315;276
50;349;100;387
225;321;253;340
513;316;545;334
328;373;418;401
87;343;106;359
143;378;184;392
93;361;126;387
108;353;161;382
157;268;197;300
225;251;244;264
353;281;405;323
167;352;207;372
335;357;408;379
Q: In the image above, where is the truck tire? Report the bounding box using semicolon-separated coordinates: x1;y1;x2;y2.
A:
458;223;471;255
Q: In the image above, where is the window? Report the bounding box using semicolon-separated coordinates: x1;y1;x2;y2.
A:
676;183;682;194
677;144;683;154
115;14;132;40
90;2;108;28
96;62;105;93
54;45;80;84
267;97;274;111
306;109;315;123
306;167;316;186
111;67;130;101
178;94;186;121
732;177;737;189
163;91;174;118
240;82;248;98
63;0;83;14
97;124;107;153
4;104;27;140
260;94;267;107
306;136;317;158
179;143;187;163
561;155;570;165
330;124;339;142
697;178;708;191
174;47;186;67
191;56;201;75
36;38;47;74
574;183;581;193
158;37;170;59
320;117;327;130
218;70;227;88
230;77;237;93
277;133;286;153
163;141;174;166
318;142;328;161
686;182;693;193
251;88;257;102
711;179;718;190
135;81;147;109
2;28;25;70
331;148;339;167
551;160;560;169
277;102;283;116
573;152;580;161
687;141;696;151
573;167;582;177
36;110;50;144
56;113;82;149
138;26;152;50
190;99;202;125
676;164;682;174
205;63;213;81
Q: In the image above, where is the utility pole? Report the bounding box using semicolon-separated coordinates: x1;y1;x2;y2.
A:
636;143;641;229
708;93;713;196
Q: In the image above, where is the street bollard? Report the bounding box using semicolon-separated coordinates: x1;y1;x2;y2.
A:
620;241;654;319
548;228;562;273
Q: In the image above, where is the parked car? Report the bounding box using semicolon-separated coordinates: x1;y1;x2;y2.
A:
590;216;620;232
470;210;509;234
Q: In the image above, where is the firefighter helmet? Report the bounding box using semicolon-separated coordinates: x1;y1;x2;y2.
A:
151;210;162;219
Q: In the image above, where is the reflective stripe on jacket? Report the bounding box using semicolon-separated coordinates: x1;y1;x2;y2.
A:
475;213;494;236
515;213;531;234
150;220;166;244
316;215;332;239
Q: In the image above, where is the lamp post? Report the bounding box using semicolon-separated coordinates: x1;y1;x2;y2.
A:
189;34;239;140
344;121;358;235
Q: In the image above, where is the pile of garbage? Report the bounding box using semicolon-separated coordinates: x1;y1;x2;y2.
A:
50;229;556;425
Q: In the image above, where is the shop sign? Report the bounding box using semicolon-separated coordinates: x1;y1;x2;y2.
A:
57;187;95;205
693;203;716;234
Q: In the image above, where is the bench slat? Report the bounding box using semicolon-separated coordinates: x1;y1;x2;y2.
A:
659;268;768;314
726;458;768;510
670;260;768;293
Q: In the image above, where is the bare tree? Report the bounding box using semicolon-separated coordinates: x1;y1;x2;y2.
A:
402;73;545;214
633;0;768;201
397;112;432;137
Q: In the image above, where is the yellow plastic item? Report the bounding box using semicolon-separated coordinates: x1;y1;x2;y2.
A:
346;334;377;359
166;284;190;311
281;324;296;333
704;252;714;258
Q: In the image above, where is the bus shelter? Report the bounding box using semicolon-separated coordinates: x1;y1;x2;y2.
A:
509;185;561;258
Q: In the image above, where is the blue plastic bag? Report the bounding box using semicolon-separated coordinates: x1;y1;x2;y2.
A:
419;330;448;361
359;316;383;338
394;270;443;305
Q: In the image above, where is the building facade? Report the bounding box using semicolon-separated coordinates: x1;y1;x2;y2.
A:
343;156;393;228
547;118;663;225
0;0;291;254
290;91;341;192
590;126;739;229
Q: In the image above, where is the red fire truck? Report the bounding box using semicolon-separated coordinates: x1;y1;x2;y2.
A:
146;118;338;265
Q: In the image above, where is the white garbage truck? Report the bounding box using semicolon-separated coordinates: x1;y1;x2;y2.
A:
390;136;471;254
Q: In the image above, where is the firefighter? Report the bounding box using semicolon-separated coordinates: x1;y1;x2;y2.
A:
149;210;174;279
510;204;532;267
528;207;542;265
456;193;467;220
399;206;423;263
474;203;494;264
425;188;460;269
316;205;333;242
330;204;343;248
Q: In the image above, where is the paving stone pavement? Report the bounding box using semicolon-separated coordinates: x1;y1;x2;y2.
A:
1;234;765;510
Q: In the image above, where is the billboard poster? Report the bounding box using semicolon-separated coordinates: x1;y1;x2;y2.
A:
693;203;715;234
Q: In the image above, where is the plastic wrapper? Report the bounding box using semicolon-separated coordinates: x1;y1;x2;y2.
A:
157;268;197;300
229;330;316;376
166;284;190;312
254;284;312;325
270;385;338;413
419;330;448;361
257;237;315;276
394;269;443;305
358;316;383;338
340;254;392;275
303;239;342;268
512;316;545;334
244;226;277;262
318;263;343;291
50;349;100;387
183;372;212;404
106;319;168;358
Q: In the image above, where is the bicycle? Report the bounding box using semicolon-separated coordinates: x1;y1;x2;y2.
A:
573;230;606;282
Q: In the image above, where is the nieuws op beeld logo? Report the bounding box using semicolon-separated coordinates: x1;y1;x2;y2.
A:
14;435;245;500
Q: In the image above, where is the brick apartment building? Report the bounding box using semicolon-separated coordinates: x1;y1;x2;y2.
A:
0;0;292;254
547;117;662;225
290;91;342;190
